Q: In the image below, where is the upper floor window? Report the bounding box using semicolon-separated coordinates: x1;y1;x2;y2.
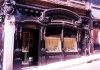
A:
91;0;100;6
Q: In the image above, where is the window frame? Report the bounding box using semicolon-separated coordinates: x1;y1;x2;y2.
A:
70;0;86;5
91;0;100;8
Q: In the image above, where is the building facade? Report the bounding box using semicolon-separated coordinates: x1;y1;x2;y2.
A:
0;0;97;70
90;0;100;50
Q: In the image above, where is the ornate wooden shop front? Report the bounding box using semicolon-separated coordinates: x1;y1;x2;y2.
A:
0;0;89;69
13;6;90;69
40;8;89;64
13;7;43;68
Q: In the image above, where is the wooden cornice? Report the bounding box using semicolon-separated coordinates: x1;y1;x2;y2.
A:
16;0;87;15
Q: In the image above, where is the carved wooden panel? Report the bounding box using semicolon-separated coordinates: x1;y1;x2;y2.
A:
16;0;86;14
23;0;40;4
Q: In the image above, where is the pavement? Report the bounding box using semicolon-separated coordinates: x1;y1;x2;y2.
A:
21;52;100;70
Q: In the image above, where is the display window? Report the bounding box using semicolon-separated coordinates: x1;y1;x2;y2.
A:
64;38;77;52
45;37;61;52
93;28;100;44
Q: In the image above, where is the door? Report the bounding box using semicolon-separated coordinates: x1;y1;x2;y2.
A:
13;27;40;70
22;29;39;66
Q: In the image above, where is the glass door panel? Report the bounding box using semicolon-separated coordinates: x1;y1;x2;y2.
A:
22;31;30;65
22;30;34;66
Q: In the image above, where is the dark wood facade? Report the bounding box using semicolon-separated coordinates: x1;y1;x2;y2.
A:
15;0;87;14
0;0;90;69
12;0;90;68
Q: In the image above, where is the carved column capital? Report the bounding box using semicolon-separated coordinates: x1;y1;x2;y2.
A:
4;1;15;15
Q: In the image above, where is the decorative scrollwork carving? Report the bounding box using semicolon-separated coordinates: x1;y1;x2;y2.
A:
4;1;15;15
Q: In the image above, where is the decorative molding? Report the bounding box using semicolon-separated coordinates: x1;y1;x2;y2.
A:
92;4;100;9
40;0;86;10
70;0;85;5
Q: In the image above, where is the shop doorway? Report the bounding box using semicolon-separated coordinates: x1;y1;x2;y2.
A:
21;28;39;66
13;24;40;69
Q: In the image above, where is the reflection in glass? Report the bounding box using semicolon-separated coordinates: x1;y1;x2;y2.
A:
45;37;61;52
64;38;77;52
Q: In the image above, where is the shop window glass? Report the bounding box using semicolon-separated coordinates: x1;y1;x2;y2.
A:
45;37;61;52
93;29;100;44
64;38;77;52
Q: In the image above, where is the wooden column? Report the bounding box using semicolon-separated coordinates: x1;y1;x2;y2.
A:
43;27;46;49
77;30;79;49
43;27;47;64
86;30;89;56
61;26;64;60
89;19;94;54
84;31;87;56
38;26;43;65
77;30;80;55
